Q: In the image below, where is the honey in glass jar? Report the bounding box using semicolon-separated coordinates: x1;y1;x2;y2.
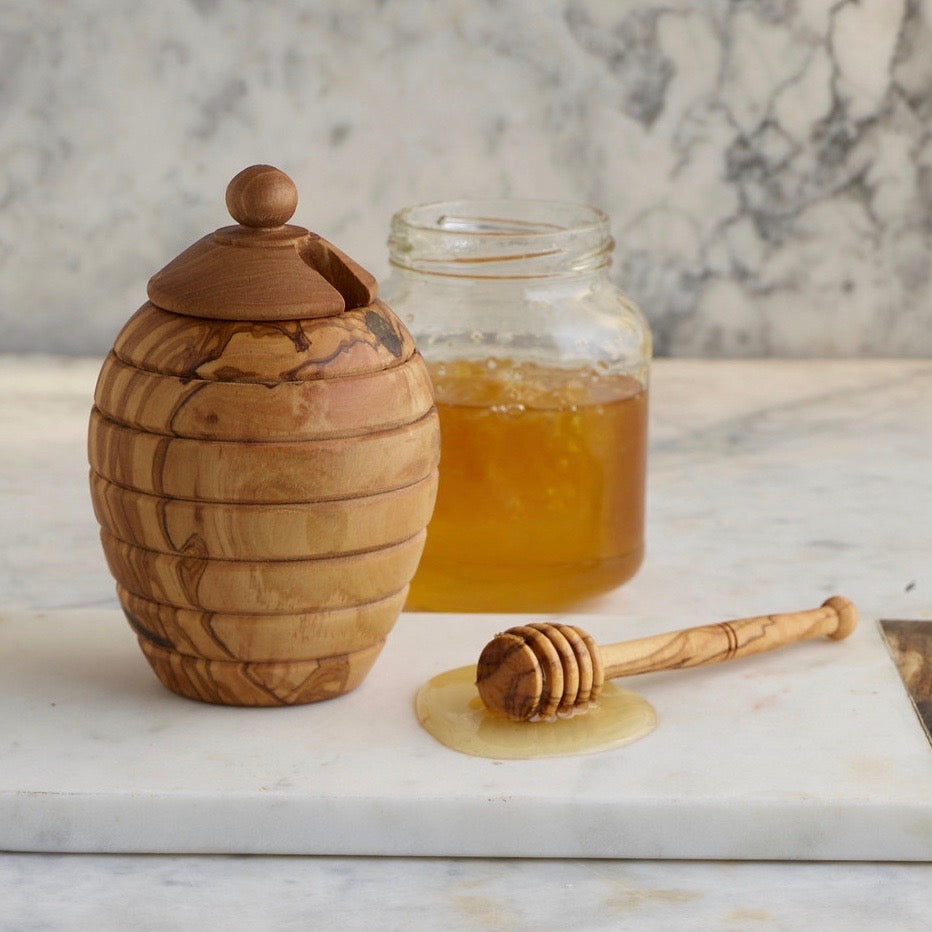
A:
382;200;650;612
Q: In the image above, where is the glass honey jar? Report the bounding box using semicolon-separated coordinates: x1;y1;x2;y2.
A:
382;199;651;612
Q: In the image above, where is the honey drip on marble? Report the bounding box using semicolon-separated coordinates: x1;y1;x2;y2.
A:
415;665;657;759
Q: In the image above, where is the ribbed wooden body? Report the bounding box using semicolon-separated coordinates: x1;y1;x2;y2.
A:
89;300;439;706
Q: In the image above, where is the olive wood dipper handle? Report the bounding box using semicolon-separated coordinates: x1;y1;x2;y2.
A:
475;596;858;722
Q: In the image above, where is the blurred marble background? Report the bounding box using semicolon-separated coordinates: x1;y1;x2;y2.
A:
1;0;930;356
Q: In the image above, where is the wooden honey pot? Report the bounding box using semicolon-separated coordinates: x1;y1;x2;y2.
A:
89;165;440;706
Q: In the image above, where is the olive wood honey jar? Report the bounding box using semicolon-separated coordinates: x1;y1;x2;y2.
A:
89;165;439;706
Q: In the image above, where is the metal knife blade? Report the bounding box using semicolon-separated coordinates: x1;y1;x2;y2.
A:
879;620;932;748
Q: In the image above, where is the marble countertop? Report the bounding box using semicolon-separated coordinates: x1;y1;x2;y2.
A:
1;356;930;928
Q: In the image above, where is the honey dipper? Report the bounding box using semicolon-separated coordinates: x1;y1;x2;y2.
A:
475;596;857;722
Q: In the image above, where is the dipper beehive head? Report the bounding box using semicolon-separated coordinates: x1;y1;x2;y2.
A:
476;623;605;722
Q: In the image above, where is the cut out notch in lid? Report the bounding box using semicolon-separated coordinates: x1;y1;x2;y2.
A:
147;165;378;322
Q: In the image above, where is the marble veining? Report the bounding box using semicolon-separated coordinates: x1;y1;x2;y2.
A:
1;1;929;356
1;356;930;924
4;602;931;859
1;855;928;930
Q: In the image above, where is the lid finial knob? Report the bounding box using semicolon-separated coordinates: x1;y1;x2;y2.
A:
225;164;298;229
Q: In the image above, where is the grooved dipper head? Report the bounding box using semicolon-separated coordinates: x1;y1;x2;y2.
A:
475;622;604;722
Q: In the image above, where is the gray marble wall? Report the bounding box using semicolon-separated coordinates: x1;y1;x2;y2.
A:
1;0;929;356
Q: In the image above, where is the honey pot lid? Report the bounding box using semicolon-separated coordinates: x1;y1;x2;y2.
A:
147;165;377;321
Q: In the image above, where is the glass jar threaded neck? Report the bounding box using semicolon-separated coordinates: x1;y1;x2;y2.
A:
387;198;613;279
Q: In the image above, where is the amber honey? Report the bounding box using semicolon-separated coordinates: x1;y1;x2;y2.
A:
406;358;647;612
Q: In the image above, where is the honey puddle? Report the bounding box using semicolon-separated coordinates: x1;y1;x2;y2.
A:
416;665;657;759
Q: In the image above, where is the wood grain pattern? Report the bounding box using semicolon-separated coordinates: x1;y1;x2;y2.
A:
88;407;440;502
90;471;438;560
599;595;858;678
118;586;407;662
224;164;299;228
100;527;427;614
476;597;858;721
112;300;416;382
89;165;439;705
880;620;932;745
298;236;378;311
146;165;377;322
137;635;384;706
94;351;435;441
147;230;349;320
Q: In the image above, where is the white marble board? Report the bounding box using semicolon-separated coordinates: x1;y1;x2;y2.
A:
1;609;929;860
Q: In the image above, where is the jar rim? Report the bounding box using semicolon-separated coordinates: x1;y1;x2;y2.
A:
392;198;608;236
388;198;612;278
